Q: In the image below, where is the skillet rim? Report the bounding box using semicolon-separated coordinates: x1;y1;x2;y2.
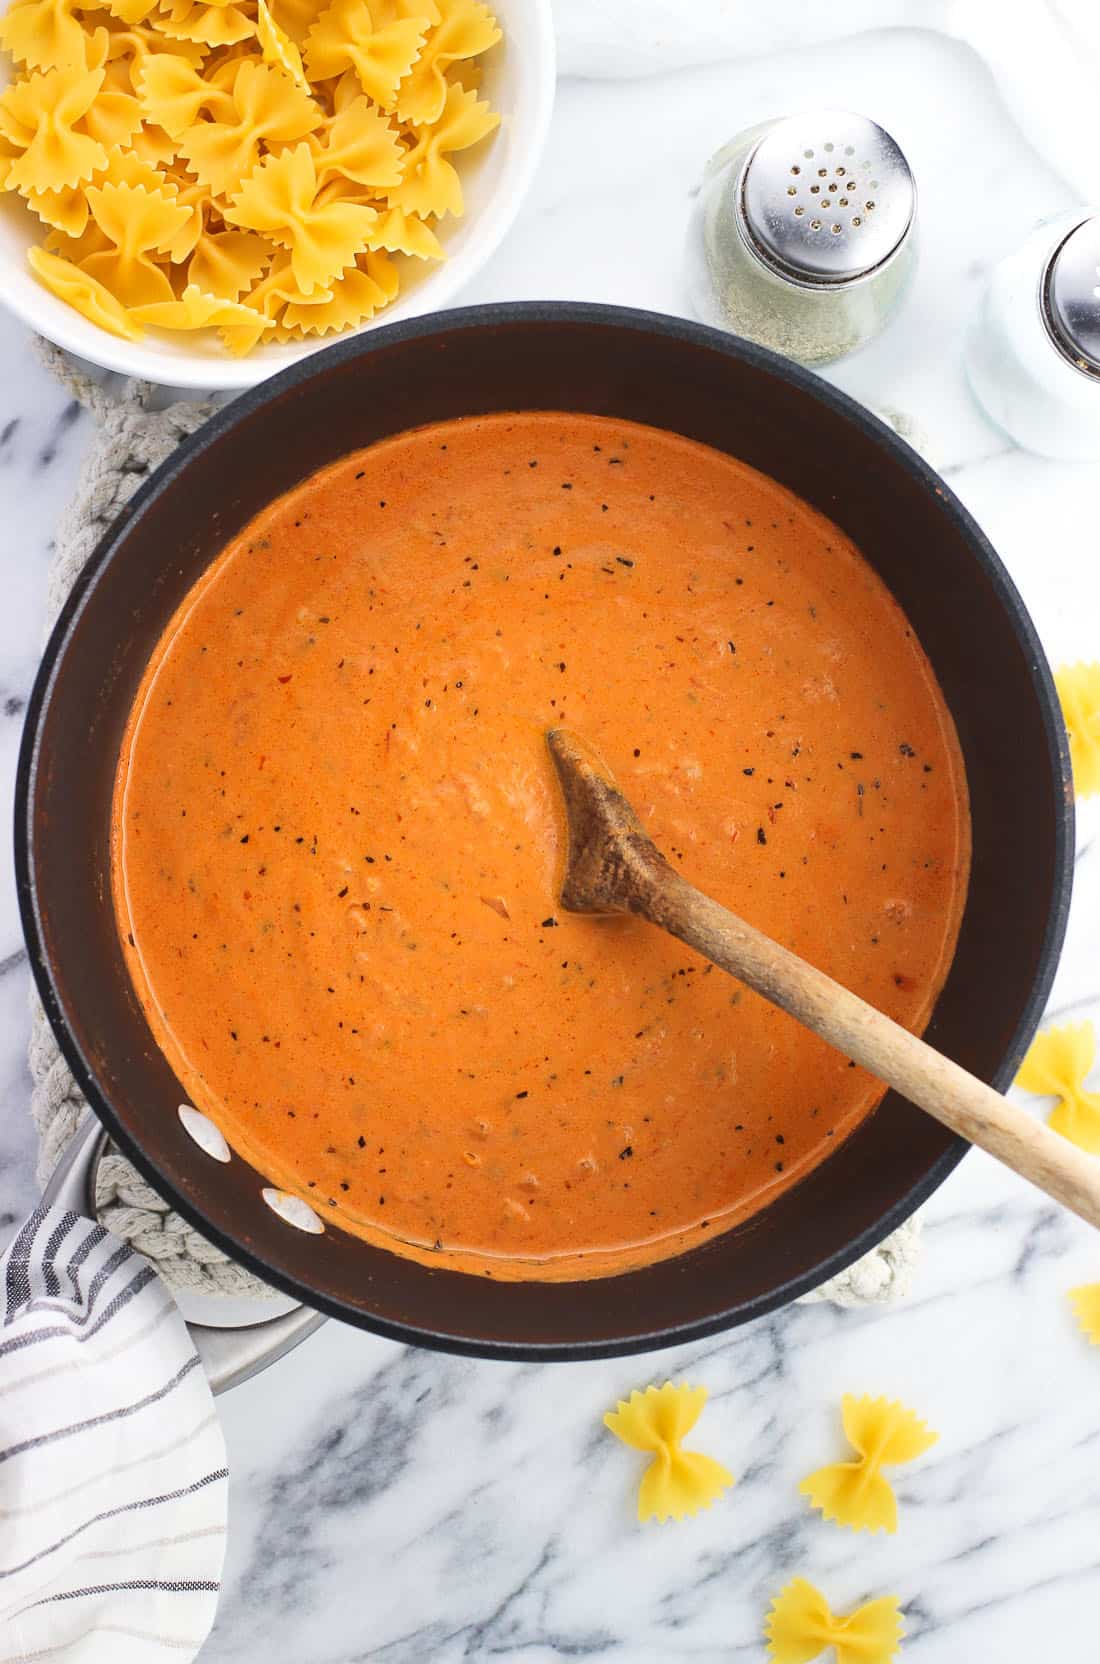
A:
14;301;1075;1359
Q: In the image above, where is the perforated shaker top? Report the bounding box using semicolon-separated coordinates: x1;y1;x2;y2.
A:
739;110;915;287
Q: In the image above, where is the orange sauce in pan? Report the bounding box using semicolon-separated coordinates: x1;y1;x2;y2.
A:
112;413;970;1281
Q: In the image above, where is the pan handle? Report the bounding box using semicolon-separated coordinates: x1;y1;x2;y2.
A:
42;1114;326;1394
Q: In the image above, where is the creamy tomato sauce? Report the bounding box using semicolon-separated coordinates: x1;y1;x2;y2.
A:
112;413;970;1280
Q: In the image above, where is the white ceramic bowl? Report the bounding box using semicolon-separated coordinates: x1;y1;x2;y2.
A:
0;0;555;388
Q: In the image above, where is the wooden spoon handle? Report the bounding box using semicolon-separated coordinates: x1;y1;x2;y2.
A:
633;864;1100;1231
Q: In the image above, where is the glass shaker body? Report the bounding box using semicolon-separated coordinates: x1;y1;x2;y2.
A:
965;210;1100;462
686;113;918;367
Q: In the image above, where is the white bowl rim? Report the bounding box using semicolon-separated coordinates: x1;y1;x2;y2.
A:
0;0;556;390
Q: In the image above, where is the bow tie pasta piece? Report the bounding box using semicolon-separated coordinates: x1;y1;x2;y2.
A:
800;1395;938;1535
100;47;136;85
154;156;218;255
362;199;442;257
97;147;168;190
44;213;110;261
330;65;361;112
388;80;497;219
0;0;88;71
82;177;190;305
128;121;179;165
766;1578;904;1664
382;0;441;20
85;176;188;243
81;20;112;69
220;313;278;354
97;0;161;26
203;48;252;90
395;0;499;127
446;57;481;95
1055;663;1100;798
255;0;309;89
159;172;213;260
227;141;375;293
0;90;30;144
604;1382;734;1524
157;0;256;48
19;177;89;233
130;281;279;332
38;141;169;237
27;243;144;337
188;227;271;295
7;125;149;236
107;23;208;80
310;97;402;188
77;0;160;27
357;243;397;297
364;200;442;257
180;58;320;195
304;0;429;108
2;64;108;192
269;0;327;44
79;73;144;148
1016;1021;1100;1153
137;52;235;137
281;248;396;332
313;171;438;254
1069;1284;1100;1345
216;250;312;351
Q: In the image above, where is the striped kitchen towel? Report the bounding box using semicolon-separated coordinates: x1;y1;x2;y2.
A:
0;1206;227;1662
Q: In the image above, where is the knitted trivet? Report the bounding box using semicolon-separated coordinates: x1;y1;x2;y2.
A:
29;344;923;1307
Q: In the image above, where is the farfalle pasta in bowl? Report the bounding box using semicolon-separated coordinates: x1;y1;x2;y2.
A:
0;0;552;385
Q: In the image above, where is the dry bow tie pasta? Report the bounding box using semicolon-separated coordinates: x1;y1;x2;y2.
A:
1015;1020;1100;1154
603;1382;734;1524
1069;1284;1100;1345
765;1578;904;1664
799;1395;938;1535
0;0;501;353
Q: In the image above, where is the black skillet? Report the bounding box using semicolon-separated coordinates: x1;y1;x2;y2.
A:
16;304;1074;1361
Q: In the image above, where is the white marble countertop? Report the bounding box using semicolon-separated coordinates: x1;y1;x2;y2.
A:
2;14;1100;1663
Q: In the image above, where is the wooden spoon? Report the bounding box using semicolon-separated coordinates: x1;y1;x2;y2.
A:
546;727;1100;1231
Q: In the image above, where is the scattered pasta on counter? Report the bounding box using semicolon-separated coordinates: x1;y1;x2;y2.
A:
1016;1020;1100;1154
765;1576;904;1664
0;0;501;353
1055;662;1100;798
799;1394;938;1535
603;1382;734;1524
1068;1283;1100;1345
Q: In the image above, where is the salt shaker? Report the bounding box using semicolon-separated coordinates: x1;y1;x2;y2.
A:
686;109;918;366
965;212;1100;462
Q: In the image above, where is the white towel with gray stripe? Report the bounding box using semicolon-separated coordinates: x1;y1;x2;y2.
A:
0;1206;227;1662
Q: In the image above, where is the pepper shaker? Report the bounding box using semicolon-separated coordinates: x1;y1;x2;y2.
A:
686;109;918;366
965;212;1100;461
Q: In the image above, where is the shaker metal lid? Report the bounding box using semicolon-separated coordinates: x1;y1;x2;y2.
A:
738;110;915;287
1042;216;1100;377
